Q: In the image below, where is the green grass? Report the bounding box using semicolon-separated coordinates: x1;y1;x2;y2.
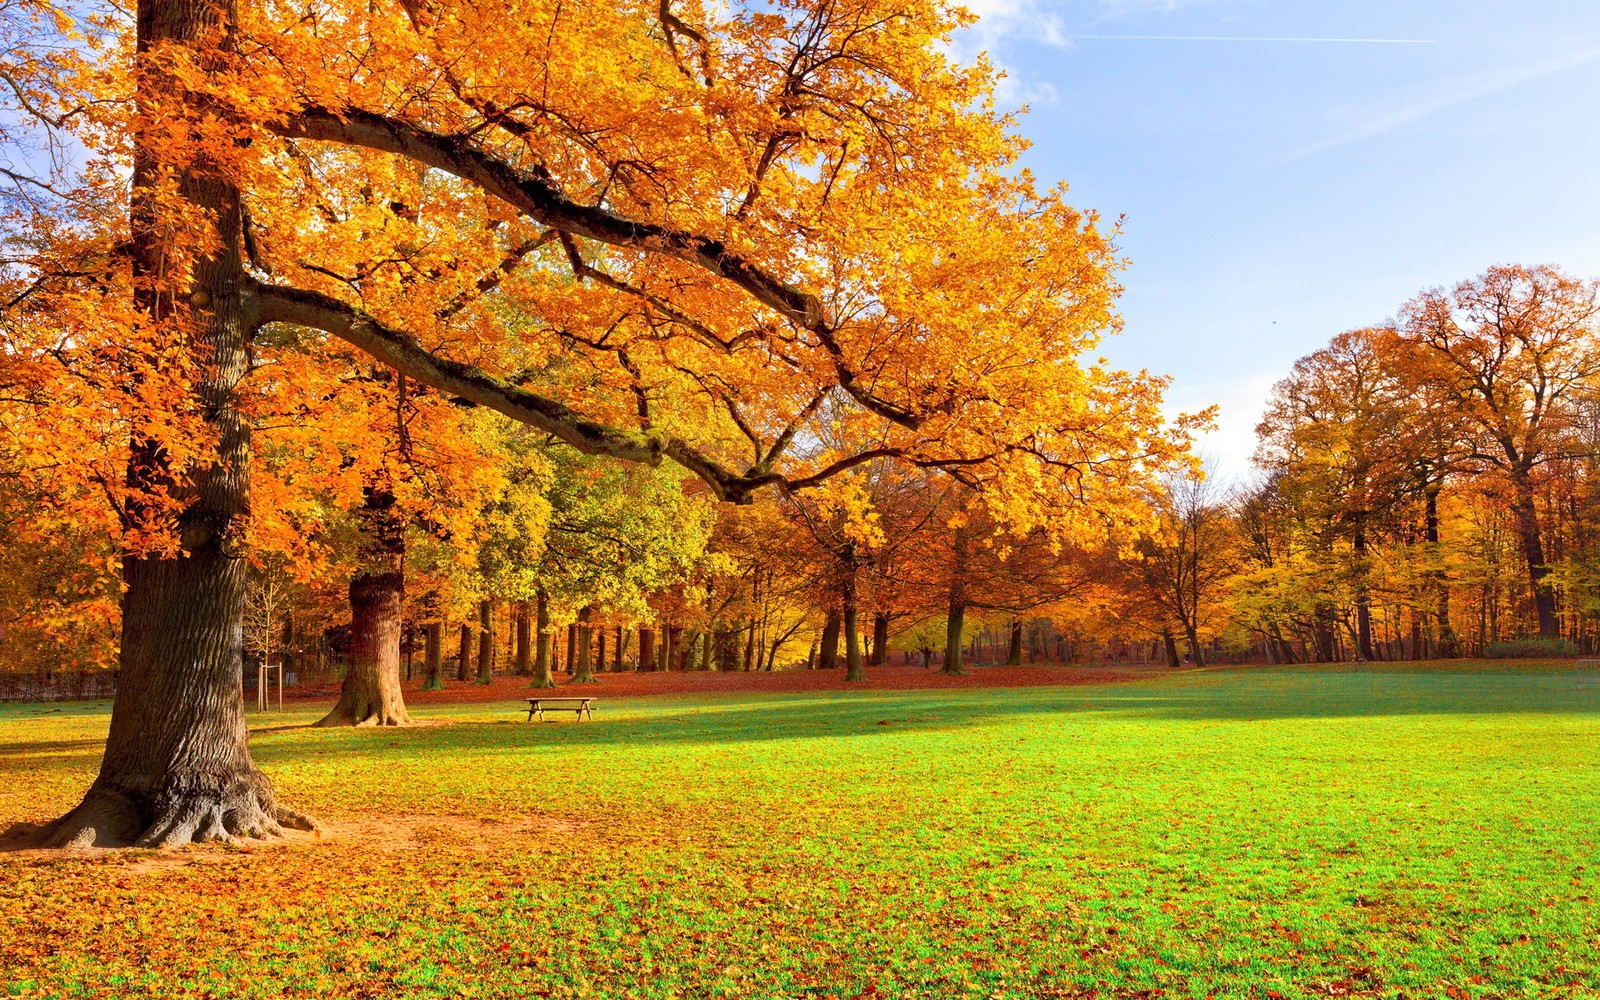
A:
3;664;1600;998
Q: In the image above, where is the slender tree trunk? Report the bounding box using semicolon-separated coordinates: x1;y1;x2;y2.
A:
661;623;673;671
43;0;318;848
1183;624;1205;668
422;622;444;691
456;623;472;681
1425;486;1459;657
639;626;655;672
819;610;842;670
942;526;970;675
475;600;493;684
573;606;596;683
515;603;532;676
843;573;866;683
870;612;890;666
741;620;757;671
531;591;556;688
1353;516;1375;661
1006;617;1023;666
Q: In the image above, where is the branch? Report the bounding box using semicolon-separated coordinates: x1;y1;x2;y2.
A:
253;282;666;466
270;107;921;428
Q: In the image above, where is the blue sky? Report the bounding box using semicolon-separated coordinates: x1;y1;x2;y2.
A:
953;0;1600;476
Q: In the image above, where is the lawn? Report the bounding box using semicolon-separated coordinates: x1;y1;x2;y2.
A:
2;663;1599;999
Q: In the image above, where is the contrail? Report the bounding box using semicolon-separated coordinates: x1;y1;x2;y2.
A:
1066;35;1434;45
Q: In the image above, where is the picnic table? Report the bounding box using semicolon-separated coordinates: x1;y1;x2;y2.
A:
525;696;596;722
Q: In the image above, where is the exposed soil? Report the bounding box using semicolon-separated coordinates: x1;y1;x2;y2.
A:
288;663;1167;705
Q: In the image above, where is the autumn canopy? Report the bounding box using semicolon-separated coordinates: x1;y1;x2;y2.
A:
0;0;1188;846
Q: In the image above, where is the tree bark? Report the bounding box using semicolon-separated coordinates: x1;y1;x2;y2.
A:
639;626;655;672
573;605;597;683
42;0;317;848
870;612;890;666
531;591;556;688
422;622;444;690
819;610;842;670
942;525;969;675
317;492;409;726
515;603;532;676
741;620;757;672
843;569;866;682
456;623;472;681
1353;516;1375;661
1163;632;1182;668
1510;476;1559;639
318;490;408;725
1425;486;1460;658
475;600;494;683
1006;617;1023;666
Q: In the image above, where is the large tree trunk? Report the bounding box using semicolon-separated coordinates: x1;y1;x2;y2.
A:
1006;617;1023;666
531;591;556;688
475;600;494;683
317;492;409;727
43;0;316;848
819;610;842;670
1510;476;1559;639
573;606;597;683
1163;632;1182;668
942;526;969;675
422;622;444;690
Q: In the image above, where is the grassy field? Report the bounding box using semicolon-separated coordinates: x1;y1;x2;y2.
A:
2;662;1599;998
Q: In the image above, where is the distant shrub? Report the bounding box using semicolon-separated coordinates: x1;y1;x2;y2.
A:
1482;638;1581;659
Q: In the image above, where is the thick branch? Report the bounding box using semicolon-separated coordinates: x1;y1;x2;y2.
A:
252;282;669;466
269;107;920;428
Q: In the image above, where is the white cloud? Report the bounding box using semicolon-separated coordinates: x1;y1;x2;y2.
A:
1163;372;1278;480
1288;47;1600;160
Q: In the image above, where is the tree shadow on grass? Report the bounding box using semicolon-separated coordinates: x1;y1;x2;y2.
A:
226;669;1600;767
7;671;1600;771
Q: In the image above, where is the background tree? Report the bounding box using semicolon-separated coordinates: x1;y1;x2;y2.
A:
1397;265;1600;639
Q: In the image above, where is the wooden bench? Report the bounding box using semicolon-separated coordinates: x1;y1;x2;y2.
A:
1576;659;1600;689
525;696;595;722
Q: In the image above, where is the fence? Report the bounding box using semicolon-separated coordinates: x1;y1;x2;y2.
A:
0;671;118;703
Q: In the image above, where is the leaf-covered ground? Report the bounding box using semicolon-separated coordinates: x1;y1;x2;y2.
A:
3;662;1599;999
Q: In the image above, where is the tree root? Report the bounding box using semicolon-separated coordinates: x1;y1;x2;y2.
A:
314;697;411;727
35;773;319;850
